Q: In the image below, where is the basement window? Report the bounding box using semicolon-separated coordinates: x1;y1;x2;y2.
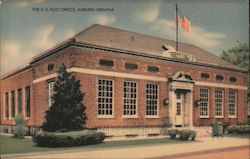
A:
125;63;138;70
147;66;159;73
216;75;224;81
99;59;114;67
201;73;210;79
229;77;237;82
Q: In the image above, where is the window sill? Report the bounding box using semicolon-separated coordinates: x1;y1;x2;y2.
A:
215;116;224;119
122;115;138;119
199;116;210;119
228;116;237;118
146;116;160;119
97;115;114;119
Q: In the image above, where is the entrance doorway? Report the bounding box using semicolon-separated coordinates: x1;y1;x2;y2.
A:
175;93;183;127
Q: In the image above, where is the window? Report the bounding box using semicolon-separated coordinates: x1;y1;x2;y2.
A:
147;66;159;73
215;89;223;117
47;81;55;107
199;88;209;117
146;83;158;116
216;75;224;81
99;59;114;67
11;90;15;118
229;77;237;82
25;86;30;118
97;79;113;116
201;73;209;79
5;92;9;119
125;63;138;70
48;63;54;71
17;88;22;114
123;81;137;116
176;103;181;115
228;90;237;117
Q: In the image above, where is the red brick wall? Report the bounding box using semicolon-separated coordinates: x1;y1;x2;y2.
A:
1;45;248;128
0;68;33;126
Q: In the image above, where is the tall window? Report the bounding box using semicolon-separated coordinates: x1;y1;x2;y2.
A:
5;92;9;119
25;86;30;118
199;88;209;117
215;89;223;117
228;90;237;117
146;83;158;116
17;88;22;114
123;81;137;116
47;81;55;107
97;79;113;116
11;90;15;118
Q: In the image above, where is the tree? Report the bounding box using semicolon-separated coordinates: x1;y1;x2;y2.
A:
42;64;87;132
221;41;249;69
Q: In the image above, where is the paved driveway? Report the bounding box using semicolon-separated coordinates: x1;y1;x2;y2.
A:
5;137;250;159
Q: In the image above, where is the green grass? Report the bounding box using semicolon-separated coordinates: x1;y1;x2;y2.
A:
0;135;184;155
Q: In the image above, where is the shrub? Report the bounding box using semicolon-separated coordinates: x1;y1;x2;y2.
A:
33;130;106;147
177;129;197;141
190;130;197;140
13;114;26;138
227;125;250;134
178;129;192;140
168;129;178;139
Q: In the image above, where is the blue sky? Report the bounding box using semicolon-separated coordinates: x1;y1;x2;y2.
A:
0;0;249;75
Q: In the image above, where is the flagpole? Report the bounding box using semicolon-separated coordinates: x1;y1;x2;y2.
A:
176;4;178;52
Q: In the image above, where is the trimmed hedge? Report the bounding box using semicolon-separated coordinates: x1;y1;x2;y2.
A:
168;129;178;139
32;130;106;147
226;125;250;134
168;129;197;141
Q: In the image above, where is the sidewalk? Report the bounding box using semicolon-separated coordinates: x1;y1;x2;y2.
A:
4;136;249;159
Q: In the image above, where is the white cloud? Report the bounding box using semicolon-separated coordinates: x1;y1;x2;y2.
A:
17;0;46;7
183;25;226;48
1;41;33;74
1;25;78;75
136;0;162;22
137;1;226;49
32;24;55;50
152;19;226;48
95;15;116;25
62;29;76;39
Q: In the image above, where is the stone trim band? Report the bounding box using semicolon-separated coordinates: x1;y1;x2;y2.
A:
32;67;247;90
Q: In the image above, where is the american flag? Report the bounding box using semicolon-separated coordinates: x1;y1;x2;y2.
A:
177;10;191;34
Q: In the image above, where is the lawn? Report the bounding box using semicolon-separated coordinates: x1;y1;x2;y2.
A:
0;134;184;154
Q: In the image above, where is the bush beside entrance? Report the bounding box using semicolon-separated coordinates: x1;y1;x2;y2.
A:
33;130;106;147
168;129;197;141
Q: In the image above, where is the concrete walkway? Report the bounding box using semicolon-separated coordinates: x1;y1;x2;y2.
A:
4;136;250;159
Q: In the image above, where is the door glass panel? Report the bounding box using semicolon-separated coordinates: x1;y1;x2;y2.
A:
176;103;181;115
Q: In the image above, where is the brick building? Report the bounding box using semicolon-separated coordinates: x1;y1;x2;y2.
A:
0;24;248;136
